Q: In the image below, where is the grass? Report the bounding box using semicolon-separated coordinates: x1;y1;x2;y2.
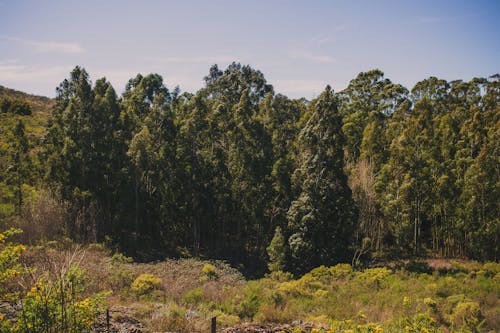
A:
5;241;499;332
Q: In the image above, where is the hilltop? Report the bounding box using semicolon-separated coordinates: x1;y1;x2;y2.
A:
0;85;54;116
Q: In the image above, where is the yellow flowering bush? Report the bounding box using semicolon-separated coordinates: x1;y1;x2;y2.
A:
15;265;107;333
201;263;218;280
0;228;25;298
131;273;163;295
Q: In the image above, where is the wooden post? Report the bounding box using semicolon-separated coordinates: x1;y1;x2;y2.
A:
106;308;110;332
211;316;217;333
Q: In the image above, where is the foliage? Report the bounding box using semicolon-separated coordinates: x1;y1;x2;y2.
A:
130;273;163;296
14;265;107;333
201;263;218;281
0;64;498;278
267;226;286;273
0;228;25;298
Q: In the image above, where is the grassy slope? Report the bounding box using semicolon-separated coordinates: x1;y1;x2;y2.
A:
0;85;53;138
0;86;53;218
13;244;500;333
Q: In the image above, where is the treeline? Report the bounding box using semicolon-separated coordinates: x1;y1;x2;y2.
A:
2;64;499;275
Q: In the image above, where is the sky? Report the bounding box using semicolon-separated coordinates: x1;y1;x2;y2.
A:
0;0;499;99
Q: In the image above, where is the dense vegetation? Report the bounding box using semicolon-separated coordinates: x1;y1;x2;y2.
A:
1;65;499;276
1;235;499;332
0;64;499;332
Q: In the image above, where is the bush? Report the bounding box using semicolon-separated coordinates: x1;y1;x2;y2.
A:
0;228;25;298
150;304;190;332
329;263;353;279
211;310;240;327
236;291;260;320
184;287;205;306
131;273;163;296
17;188;68;244
108;267;134;292
15;265;107;332
111;252;133;263
451;301;484;330
355;267;392;288
201;263;218;281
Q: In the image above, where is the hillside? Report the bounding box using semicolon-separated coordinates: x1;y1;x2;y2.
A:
0;85;53;138
0;86;53;220
0;85;54;116
0;66;498;332
1;240;499;332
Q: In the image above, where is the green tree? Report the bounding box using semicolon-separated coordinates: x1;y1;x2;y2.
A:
287;86;357;273
267;226;286;273
10;120;30;214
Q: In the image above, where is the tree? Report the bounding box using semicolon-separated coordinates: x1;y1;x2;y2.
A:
10;120;30;214
267;226;286;273
287;86;357;273
339;69;408;162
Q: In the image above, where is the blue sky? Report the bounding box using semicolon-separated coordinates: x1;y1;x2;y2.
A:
0;0;499;98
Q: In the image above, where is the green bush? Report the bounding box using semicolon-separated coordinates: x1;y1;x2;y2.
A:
131;273;163;296
237;291;260;320
184;287;205;305
15;266;107;332
201;263;218;281
451;301;484;331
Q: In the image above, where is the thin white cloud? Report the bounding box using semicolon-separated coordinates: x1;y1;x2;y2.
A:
145;55;238;64
311;24;354;45
0;61;72;82
312;35;335;45
289;50;335;63
0;36;85;54
412;14;478;25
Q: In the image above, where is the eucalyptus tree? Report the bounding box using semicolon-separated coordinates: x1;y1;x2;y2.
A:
287;86;357;273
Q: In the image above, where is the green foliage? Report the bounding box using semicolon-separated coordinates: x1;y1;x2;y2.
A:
1;64;499;277
201;263;218;281
267;226;286;273
0;98;32;115
0;228;25;298
183;287;205;306
131;273;163;296
236;291;260;320
287;86;357;273
15;266;107;333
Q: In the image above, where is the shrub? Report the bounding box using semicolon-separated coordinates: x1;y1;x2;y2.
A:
0;228;25;298
481;262;500;277
329;263;353;279
451;301;484;330
278;274;323;297
184;287;205;305
355;267;392;288
131;273;163;296
400;312;440;333
111;252;133;263
17;188;68;244
211;309;240;327
236;291;260;320
201;263;218;281
108;267;134;292
150;304;190;332
15;265;107;332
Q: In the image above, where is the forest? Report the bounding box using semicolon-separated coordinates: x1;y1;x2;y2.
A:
1;63;499;275
0;64;499;332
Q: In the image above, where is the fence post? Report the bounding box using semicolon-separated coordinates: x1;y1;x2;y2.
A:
211;316;217;333
106;308;110;332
